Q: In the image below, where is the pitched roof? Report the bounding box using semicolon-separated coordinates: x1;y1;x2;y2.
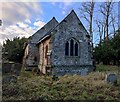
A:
29;17;58;44
57;9;89;35
36;10;89;45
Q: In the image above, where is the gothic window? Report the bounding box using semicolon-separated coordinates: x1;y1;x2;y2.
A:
65;41;69;56
34;56;37;62
75;42;78;56
65;38;79;57
70;39;74;56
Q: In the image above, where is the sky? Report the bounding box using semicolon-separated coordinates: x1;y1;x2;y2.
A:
0;1;119;45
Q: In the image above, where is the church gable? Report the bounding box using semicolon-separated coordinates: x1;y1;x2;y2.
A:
51;10;92;75
50;10;90;46
56;10;89;40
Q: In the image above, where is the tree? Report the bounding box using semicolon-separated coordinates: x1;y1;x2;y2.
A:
99;1;113;42
94;28;120;65
2;37;27;63
95;19;105;45
111;30;120;65
79;1;95;44
110;12;118;38
94;40;113;65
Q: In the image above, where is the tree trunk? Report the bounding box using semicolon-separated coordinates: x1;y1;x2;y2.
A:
105;16;109;42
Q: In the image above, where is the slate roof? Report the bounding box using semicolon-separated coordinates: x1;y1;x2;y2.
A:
28;17;59;44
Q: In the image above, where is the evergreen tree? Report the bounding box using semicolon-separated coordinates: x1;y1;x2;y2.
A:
2;37;27;63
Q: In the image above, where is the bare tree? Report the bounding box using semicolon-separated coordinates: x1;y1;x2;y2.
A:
95;19;105;45
79;1;95;44
109;11;118;38
99;1;113;42
111;14;116;36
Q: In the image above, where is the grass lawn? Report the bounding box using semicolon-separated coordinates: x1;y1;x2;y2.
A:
2;64;120;101
96;64;120;72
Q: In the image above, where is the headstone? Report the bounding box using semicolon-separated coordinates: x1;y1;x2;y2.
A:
2;62;12;73
10;75;17;83
105;73;117;85
3;75;17;84
11;63;22;76
80;68;88;76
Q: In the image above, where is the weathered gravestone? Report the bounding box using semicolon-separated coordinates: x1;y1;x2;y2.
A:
80;68;88;76
3;75;17;84
2;62;13;74
11;63;22;76
2;62;22;76
105;73;117;85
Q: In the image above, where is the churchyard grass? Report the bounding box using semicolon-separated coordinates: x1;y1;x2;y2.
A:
2;64;120;101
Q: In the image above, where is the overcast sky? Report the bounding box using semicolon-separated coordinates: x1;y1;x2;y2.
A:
0;1;119;45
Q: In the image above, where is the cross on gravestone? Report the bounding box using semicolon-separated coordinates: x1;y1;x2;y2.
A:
105;73;117;85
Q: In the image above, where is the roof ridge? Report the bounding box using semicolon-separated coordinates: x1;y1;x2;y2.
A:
44;9;88;35
50;10;81;30
36;10;84;44
29;17;58;40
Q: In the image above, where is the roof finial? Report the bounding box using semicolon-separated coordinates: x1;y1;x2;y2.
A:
53;17;55;19
71;9;75;13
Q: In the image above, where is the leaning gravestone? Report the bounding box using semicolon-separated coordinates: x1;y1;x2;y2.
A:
105;73;117;85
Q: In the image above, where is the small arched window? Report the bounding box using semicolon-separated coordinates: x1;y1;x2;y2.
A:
45;45;48;58
65;38;79;57
65;41;69;56
34;56;37;62
70;39;74;56
75;42;78;56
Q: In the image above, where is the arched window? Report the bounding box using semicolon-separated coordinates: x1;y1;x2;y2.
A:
45;45;48;58
70;39;74;56
65;38;79;57
75;42;78;56
34;56;37;62
65;41;69;56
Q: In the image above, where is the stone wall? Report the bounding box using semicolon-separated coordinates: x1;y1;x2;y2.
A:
52;65;93;76
27;43;39;66
51;10;93;75
38;37;51;74
23;43;39;70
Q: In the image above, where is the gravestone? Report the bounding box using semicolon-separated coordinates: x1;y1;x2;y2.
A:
2;62;13;74
80;68;88;76
11;63;22;76
3;75;17;84
105;73;117;85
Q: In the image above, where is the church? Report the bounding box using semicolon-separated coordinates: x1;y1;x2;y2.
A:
23;10;93;76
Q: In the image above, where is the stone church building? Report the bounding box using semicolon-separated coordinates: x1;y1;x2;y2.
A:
23;10;93;76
